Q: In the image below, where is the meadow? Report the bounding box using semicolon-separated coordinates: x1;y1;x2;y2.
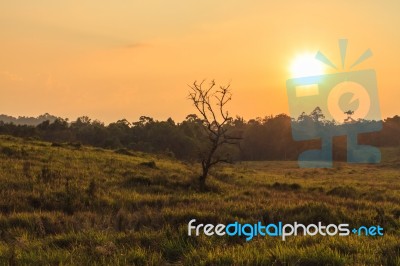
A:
0;134;399;265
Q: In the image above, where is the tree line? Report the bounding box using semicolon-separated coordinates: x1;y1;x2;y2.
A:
0;113;399;162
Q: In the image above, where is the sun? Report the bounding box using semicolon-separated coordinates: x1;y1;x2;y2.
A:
290;53;325;78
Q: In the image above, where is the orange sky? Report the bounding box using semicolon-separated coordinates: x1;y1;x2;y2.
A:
0;1;399;123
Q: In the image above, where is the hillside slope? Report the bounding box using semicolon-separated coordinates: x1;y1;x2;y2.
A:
0;135;399;265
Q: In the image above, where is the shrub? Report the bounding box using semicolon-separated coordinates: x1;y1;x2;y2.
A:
139;161;157;169
271;182;301;191
114;148;134;156
327;186;358;199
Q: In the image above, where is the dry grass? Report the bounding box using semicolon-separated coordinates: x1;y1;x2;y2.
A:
0;135;399;265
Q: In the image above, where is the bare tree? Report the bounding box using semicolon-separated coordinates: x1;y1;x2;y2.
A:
188;80;241;189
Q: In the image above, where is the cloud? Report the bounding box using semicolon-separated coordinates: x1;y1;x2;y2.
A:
122;43;150;49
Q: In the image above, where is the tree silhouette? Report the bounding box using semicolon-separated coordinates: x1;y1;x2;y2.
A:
310;107;325;122
188;80;241;190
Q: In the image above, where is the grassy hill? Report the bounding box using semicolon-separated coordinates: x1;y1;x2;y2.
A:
0;135;399;265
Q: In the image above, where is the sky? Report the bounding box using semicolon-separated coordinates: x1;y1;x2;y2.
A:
0;0;399;123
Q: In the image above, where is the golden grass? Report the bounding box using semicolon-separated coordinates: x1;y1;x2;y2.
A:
0;135;398;265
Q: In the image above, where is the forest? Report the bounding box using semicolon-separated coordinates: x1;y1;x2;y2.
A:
0;111;399;162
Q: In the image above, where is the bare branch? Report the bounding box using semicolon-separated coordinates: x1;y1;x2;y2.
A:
187;79;242;189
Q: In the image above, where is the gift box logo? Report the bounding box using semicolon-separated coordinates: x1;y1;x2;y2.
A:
286;39;382;168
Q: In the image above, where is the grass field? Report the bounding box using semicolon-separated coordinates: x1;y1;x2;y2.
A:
0;135;399;265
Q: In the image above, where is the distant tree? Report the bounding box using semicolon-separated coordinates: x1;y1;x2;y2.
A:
37;120;51;130
188;80;241;190
76;116;92;125
232;116;245;127
310;107;325;122
241;118;266;160
179;114;204;148
185;114;201;123
133;116;154;127
106;119;131;147
297;112;308;122
49;118;69;131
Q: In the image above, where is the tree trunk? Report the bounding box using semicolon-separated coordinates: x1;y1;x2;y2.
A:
198;175;206;191
199;163;209;191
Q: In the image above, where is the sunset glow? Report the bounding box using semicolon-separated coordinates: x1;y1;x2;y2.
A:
290;53;325;78
0;1;399;123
